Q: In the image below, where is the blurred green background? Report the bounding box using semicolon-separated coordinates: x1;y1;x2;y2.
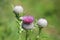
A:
0;0;60;40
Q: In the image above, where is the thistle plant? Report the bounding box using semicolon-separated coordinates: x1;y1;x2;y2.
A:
13;5;48;40
13;5;34;40
36;18;48;40
21;16;34;40
13;5;24;38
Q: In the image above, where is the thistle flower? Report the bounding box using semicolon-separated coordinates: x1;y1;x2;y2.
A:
13;5;23;14
20;16;34;24
37;18;48;27
21;16;34;30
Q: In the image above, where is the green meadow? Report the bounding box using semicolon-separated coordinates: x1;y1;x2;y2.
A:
0;0;60;40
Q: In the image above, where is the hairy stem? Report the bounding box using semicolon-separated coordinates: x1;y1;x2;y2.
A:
36;27;43;40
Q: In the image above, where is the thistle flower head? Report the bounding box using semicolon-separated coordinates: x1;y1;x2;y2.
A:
20;16;34;24
13;5;23;14
37;18;48;27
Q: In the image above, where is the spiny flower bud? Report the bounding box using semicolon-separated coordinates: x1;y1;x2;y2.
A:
37;18;48;27
22;23;34;30
13;5;23;14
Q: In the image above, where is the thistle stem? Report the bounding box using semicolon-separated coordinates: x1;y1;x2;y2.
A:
15;13;20;21
25;30;31;40
15;13;21;40
36;27;43;40
26;30;28;40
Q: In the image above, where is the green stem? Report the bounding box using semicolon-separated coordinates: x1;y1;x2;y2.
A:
36;27;43;40
15;13;21;40
26;30;28;40
15;13;20;21
25;30;31;40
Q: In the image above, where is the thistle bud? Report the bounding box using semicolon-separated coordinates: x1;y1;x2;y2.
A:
13;5;23;14
37;18;48;27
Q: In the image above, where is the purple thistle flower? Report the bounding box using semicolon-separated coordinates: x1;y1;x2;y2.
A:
20;16;34;24
20;16;34;30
